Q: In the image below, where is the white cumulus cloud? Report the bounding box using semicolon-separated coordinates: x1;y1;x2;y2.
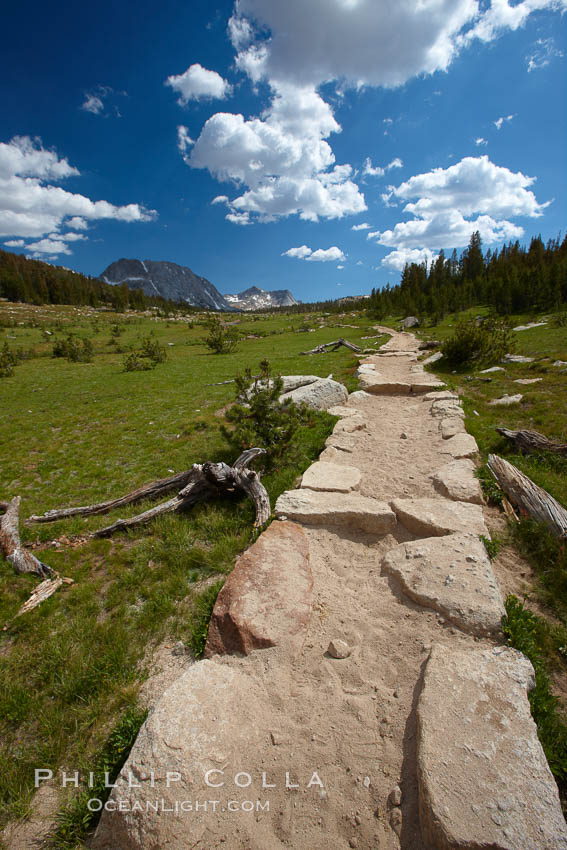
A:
364;156;403;176
165;63;233;104
363;158;384;178
230;0;566;90
0;136;156;255
180;0;565;227
475;137;488;146
371;155;548;268
282;244;345;262
190;83;365;222
66;216;88;230
382;247;438;271
458;0;567;48
80;86;124;117
352;222;372;231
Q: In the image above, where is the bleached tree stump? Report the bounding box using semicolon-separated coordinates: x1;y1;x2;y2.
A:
1;497;54;577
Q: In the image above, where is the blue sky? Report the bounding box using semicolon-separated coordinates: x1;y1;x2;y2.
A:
1;0;565;303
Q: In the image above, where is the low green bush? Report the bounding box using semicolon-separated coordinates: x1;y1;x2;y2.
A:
511;519;567;620
0;342;16;377
123;337;166;371
203;317;238;354
221;359;309;470
52;335;93;363
441;317;514;368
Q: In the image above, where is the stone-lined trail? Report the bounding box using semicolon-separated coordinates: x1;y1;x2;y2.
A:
91;328;567;850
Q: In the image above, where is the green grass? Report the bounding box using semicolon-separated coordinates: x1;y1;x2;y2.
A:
188;579;225;658
503;596;567;806
46;706;148;849
0;301;379;837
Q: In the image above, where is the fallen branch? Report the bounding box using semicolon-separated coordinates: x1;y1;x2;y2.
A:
3;575;74;631
32;448;270;540
487;454;567;539
1;497;54;577
496;428;567;457
28;469;196;523
301;338;361;355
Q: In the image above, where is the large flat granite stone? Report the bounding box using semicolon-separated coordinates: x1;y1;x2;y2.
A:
381;533;504;635
440;417;466;439
391;497;489;537
440;433;479;459
358;373;445;395
431;459;484;504
275;489;396;535
301;461;361;492
205;521;312;657
92;660;273;850
417;644;567;850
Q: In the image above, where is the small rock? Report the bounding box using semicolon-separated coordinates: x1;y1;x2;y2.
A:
502;354;534;363
390;807;403;836
393;688;400;698
390;785;402;807
400;432;408;439
327;639;351;659
488;393;523;406
422;351;443;365
513;321;547;331
171;641;188;656
363;776;371;788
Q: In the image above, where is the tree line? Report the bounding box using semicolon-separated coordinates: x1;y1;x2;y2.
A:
0;249;193;314
366;232;567;321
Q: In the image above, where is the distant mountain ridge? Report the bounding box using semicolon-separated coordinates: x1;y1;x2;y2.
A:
224;285;297;311
100;258;234;311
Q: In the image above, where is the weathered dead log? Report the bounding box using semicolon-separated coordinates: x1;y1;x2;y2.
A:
28;469;196;523
0;497;54;577
29;449;269;527
91;449;269;538
487;454;567;538
496;428;567;457
301;338;361;355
